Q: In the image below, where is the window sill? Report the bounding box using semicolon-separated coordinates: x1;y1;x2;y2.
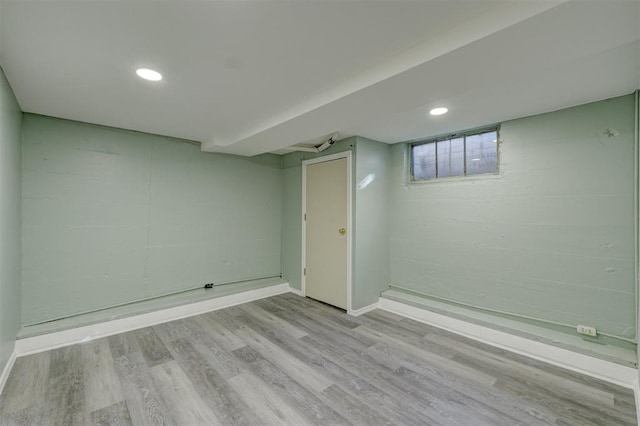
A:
408;171;502;186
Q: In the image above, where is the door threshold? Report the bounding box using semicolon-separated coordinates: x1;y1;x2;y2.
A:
306;297;347;313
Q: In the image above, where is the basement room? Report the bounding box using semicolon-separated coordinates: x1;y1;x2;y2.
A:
0;0;639;425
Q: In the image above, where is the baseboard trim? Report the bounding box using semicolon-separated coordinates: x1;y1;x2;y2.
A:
634;378;640;425
348;302;379;317
288;286;304;297
378;297;637;389
0;349;17;397
16;282;290;356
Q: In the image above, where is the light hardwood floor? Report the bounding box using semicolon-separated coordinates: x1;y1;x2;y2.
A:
0;293;636;425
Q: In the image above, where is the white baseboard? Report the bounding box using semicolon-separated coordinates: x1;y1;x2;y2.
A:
379;297;637;389
0;349;17;397
16;282;290;356
348;301;379;317
288;286;304;297
634;377;640;426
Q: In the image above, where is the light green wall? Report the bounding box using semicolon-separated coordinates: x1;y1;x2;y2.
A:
281;136;391;310
22;114;283;324
281;165;303;290
15;88;636;347
0;66;22;371
636;90;639;380
353;138;390;309
389;94;636;340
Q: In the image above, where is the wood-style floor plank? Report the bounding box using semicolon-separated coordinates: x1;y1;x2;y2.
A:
81;339;124;413
107;331;141;358
35;346;87;426
0;351;49;414
163;337;261;425
90;401;133;426
192;313;246;352
232;346;348;425
111;351;175;426
0;293;636;425
132;327;173;368
148;360;221;425
319;384;394;426
227;371;310;426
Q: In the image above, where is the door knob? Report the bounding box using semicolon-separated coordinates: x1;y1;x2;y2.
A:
338;228;346;235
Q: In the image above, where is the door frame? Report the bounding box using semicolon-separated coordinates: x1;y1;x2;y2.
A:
301;150;353;313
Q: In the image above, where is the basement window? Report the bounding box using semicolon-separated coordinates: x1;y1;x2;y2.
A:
411;127;499;181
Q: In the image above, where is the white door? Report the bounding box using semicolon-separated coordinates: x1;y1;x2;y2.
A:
304;157;348;309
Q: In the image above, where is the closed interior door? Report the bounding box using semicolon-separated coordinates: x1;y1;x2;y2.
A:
305;157;348;309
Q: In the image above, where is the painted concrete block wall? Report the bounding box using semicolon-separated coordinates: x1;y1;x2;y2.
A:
0;67;22;371
22;114;282;325
281;165;303;291
353;138;390;309
389;94;636;340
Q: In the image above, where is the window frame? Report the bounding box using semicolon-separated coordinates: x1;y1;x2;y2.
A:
410;126;500;182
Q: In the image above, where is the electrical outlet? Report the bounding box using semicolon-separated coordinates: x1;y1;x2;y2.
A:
576;325;597;337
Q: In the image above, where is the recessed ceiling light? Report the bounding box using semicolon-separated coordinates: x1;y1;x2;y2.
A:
429;107;448;116
136;68;162;81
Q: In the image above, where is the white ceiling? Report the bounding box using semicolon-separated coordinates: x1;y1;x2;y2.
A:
1;1;638;156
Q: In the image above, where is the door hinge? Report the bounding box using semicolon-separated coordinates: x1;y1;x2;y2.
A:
304;213;307;221
304;268;306;276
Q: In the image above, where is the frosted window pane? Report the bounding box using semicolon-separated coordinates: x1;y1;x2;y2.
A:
436;137;464;177
412;143;436;180
466;131;497;175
